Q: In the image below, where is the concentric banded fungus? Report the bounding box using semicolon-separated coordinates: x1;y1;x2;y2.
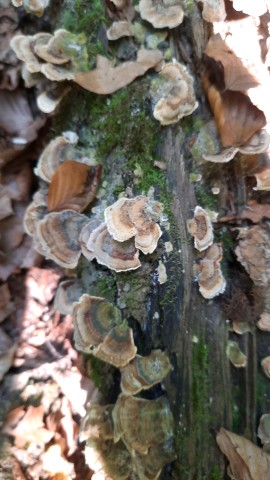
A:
54;279;85;315
112;395;174;455
152;61;198;126
262;356;270;378
187;206;213;252
35;134;78;182
197;0;226;22
72;294;122;353
34;29;71;64
120;350;172;395
106;21;133;41
104;195;162;254
94;321;137;368
47;161;101;213
10;34;43;73
80;404;114;442
138;0;184;29
133;439;176;480
258;414;270;446
36;210;88;268
197;243;226;299
81;222;141;272
11;0;50;16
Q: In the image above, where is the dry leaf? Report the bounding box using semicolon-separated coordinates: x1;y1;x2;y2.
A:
239;200;270;223
48;161;101;213
41;444;74;477
4;405;54;448
216;428;270;479
204;34;259;92
74;49;163;95
203;77;266;147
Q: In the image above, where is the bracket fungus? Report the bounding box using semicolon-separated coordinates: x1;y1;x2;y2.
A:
258;414;270;447
112;394;174;456
197;243;226;299
54;279;85;315
72;294;137;368
226;341;247;368
138;0;184;29
74;49;163;95
11;0;50;16
151;61;198;126
196;0;226;22
187;206;213;252
80;222;141;272
120;350;172;395
104;195;163;254
35;210;88;269
35;134;78;182
80;404;114;442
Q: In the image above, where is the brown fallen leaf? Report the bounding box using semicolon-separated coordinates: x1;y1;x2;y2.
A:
204;34;259;92
0;283;15;322
239;200;270;223
3;405;54;448
74;49;163;95
48;161;102;213
216;427;270;479
41;444;74;478
202;76;266;147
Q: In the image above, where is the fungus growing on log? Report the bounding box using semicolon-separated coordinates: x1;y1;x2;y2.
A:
35;134;78;182
258;414;270;446
72;294;137;368
54;279;84;315
74;49;163;95
187;206;213;252
106;21;133;40
196;0;226;22
262;356;270;378
138;0;184;29
80;222;141;272
112;394;175;456
80;404;114;442
120;350;172;395
151;61;198;126
226;341;247;368
197;243;226;299
104;195;162;254
11;0;50;16
35;210;88;268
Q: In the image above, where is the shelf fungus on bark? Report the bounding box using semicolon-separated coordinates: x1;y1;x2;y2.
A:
11;0;50;16
216;428;270;479
104;195;163;255
54;279;85;315
258;414;270;448
47;161;102;213
226;340;247;368
261;356;270;378
74;49;163;95
196;243;226;299
120;349;172;396
112;394;175;457
80;222;141;272
35;210;88;268
72;294;137;367
35;134;78;182
106;20;133;40
196;0;226;22
138;0;184;29
151;61;198;126
80;404;114;442
23;192;47;237
187;206;213;252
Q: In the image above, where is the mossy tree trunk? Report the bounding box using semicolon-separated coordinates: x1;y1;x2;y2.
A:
50;1;270;479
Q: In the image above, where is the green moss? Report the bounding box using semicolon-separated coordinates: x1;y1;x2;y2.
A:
93;277;117;303
59;0;107;68
209;467;223;480
194;183;218;210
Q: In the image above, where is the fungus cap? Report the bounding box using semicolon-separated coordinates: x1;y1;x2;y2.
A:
107;21;133;41
72;294;122;353
262;356;270;378
139;0;184;29
10;35;42;73
35;134;78;182
197;243;226;299
258;414;270;445
197;0;226;22
152;61;198;126
54;279;84;315
83;223;141;272
120;350;172;395
93;322;137;368
187;206;213;252
36;210;87;268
